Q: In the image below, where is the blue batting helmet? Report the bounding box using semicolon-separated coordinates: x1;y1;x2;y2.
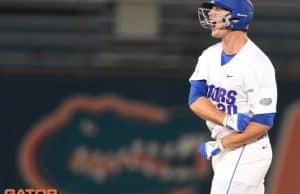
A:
201;0;254;30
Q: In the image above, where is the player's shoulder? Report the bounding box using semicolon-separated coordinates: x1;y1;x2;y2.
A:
205;41;222;53
199;42;222;57
246;39;274;69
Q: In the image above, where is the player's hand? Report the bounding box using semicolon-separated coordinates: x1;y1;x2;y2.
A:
198;139;223;160
223;113;251;132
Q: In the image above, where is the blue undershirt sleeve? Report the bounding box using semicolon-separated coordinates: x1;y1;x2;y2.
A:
188;80;208;105
251;113;275;126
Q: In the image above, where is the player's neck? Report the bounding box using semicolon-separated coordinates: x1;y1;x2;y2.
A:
222;31;248;55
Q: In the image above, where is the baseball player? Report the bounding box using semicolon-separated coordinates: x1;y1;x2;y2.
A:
188;0;277;193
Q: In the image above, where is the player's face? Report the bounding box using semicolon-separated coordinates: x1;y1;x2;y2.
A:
208;6;231;38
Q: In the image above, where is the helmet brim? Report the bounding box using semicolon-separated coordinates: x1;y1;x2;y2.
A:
201;1;231;12
201;2;214;9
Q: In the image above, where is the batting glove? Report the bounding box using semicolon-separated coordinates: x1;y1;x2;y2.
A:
223;113;251;133
198;139;224;160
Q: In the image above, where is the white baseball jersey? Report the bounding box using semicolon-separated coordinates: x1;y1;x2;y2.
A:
189;38;277;139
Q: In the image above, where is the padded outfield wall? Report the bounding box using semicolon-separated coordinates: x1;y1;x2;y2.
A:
0;75;299;194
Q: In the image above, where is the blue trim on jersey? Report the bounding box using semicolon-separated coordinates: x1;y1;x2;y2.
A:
221;51;236;66
226;145;246;194
188;80;208;105
251;113;275;126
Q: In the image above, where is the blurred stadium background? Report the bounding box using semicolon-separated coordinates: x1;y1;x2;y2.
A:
0;0;299;193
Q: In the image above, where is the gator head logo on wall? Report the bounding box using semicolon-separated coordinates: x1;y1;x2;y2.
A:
18;94;210;194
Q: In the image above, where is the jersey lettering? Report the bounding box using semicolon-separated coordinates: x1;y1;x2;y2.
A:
207;85;238;114
226;90;237;104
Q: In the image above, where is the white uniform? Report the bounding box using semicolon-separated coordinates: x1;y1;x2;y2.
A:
189;39;277;194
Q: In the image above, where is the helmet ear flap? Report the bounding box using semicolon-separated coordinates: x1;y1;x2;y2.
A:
229;12;252;30
223;14;243;29
222;14;232;27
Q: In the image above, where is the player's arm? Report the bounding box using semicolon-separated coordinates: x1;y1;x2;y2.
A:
189;94;226;125
199;113;275;159
221;113;275;149
189;80;251;132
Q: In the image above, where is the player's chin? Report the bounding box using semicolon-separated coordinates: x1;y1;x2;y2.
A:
211;28;229;39
210;30;222;39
